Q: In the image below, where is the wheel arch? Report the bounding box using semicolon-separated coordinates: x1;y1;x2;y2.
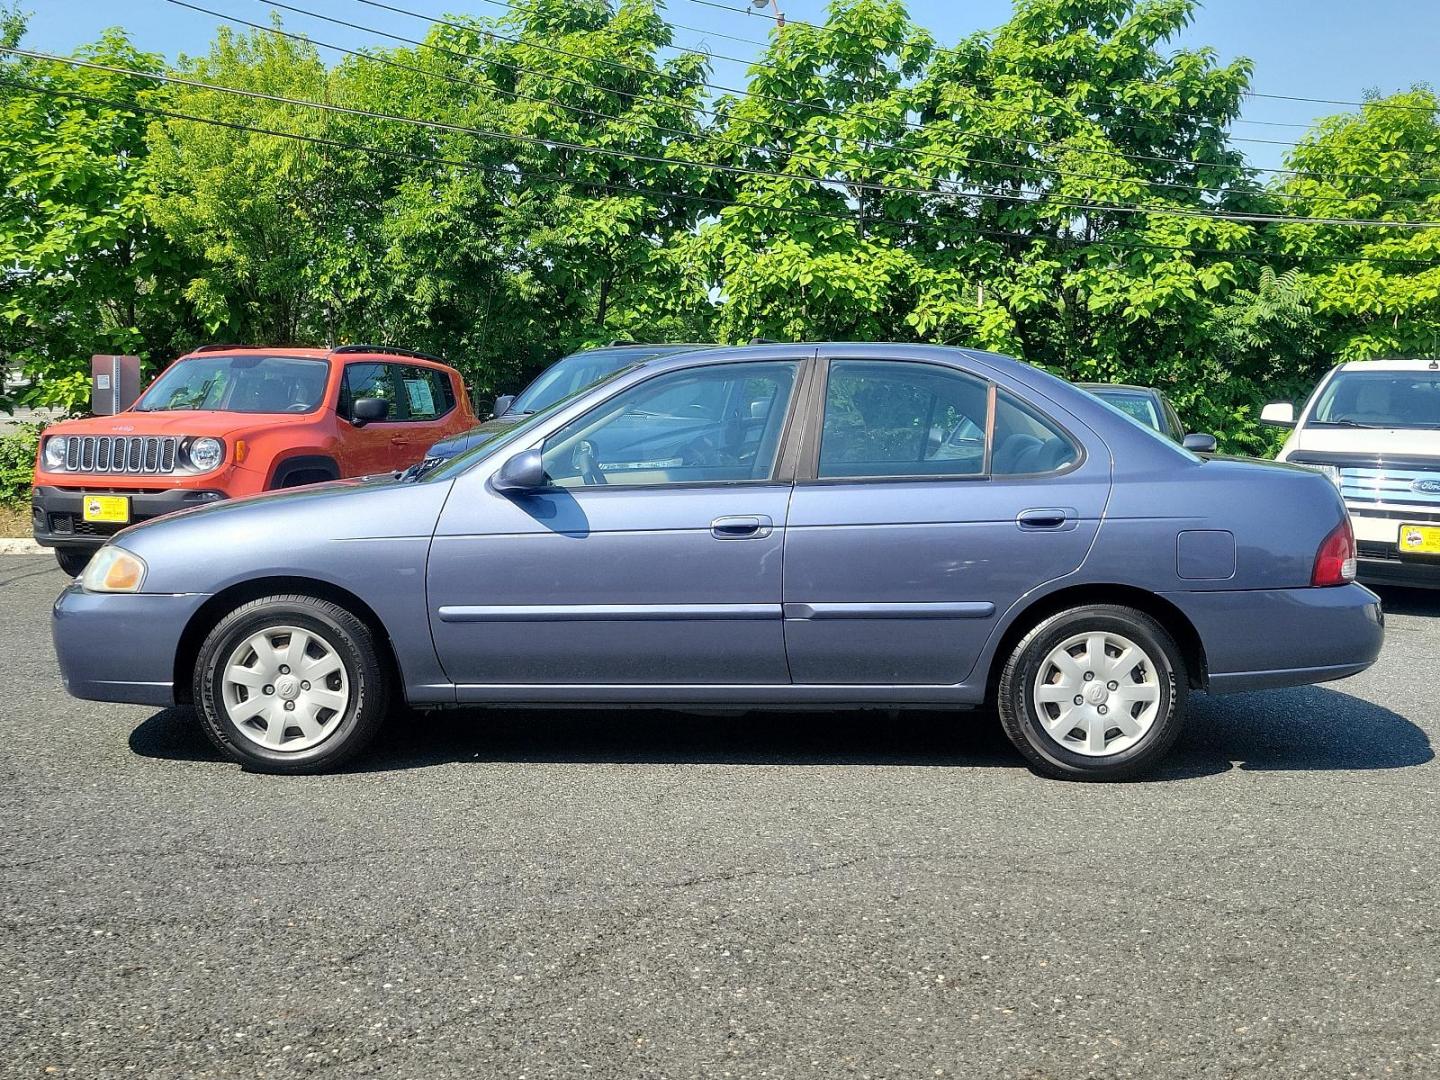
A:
983;583;1209;703
267;454;340;489
173;576;402;705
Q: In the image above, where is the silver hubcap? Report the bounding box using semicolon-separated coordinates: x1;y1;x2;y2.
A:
221;625;349;752
1032;631;1162;757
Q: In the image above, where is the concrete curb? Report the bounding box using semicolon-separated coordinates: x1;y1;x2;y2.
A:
0;538;47;555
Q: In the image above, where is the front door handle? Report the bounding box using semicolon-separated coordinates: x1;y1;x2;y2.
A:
711;515;773;540
1017;507;1071;530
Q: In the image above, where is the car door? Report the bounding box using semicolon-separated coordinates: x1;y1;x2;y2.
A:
782;354;1111;686
390;363;455;467
338;362;406;475
427;356;812;694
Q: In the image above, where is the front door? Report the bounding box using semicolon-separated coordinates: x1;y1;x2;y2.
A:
782;356;1111;686
428;358;809;693
337;362;406;475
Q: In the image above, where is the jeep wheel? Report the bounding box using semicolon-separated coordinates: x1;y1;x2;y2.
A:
55;546;93;577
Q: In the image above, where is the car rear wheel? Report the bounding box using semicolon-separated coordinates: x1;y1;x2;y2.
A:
997;604;1186;781
55;546;93;577
192;594;389;773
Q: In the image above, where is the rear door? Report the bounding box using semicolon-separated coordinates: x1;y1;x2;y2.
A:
390;364;457;467
782;354;1111;686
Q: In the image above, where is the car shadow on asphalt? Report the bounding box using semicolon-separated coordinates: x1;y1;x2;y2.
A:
1372;584;1440;617
128;683;1432;780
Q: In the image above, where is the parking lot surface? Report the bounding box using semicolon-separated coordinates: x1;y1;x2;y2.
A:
1;554;1436;1079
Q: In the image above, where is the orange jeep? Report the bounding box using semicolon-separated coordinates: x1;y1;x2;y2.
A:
32;344;477;574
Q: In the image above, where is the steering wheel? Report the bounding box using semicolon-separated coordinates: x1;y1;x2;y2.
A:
573;440;607;486
285;402;310;413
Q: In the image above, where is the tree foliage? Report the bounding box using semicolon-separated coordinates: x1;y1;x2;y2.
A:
1;0;1437;447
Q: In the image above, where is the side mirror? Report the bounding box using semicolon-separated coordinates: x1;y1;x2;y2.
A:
1259;401;1296;428
491;449;546;493
1181;432;1218;453
351;397;390;427
492;394;516;419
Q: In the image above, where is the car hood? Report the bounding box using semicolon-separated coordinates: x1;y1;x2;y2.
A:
113;473;456;594
1288;426;1440;459
44;410;312;441
426;416;521;459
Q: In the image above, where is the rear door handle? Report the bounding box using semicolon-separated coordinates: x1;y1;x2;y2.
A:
711;515;773;540
1017;507;1071;530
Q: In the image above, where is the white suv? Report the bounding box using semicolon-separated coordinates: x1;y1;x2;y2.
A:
1263;358;1440;588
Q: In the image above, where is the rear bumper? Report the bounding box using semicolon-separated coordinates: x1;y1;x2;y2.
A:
52;584;210;706
1164;583;1385;694
32;486;228;549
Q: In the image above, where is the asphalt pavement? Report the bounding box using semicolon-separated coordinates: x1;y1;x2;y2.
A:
1;554;1436;1079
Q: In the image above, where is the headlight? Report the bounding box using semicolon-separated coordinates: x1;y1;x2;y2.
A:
80;546;148;592
1289;461;1342;487
186;437;224;472
43;436;68;471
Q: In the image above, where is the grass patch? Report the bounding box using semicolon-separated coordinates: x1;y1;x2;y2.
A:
0;501;31;537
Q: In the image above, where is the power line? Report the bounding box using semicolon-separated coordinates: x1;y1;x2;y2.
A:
9;46;1440;230
247;0;1440;193
170;0;1423;211
686;0;1440;117
331;0;1440;182
346;0;1436;160
7;74;1438;269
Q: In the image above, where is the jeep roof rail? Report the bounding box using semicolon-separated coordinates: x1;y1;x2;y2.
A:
748;336;780;345
191;343;253;353
329;344;447;363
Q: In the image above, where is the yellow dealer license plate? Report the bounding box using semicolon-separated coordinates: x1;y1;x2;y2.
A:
82;495;130;524
1398;523;1440;557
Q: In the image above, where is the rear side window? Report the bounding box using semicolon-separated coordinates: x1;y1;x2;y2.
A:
819;361;989;478
398;365;454;421
816;360;1078;480
991;392;1080;476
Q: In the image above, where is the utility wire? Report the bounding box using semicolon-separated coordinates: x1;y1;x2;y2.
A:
350;0;1440;158
685;0;1440;117
170;0;1426;210
8;46;1440;230
7;74;1438;269
330;0;1440;180
253;0;1440;189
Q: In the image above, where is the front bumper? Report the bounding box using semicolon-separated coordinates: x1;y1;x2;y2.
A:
32;486;228;548
1163;583;1385;694
52;584;210;706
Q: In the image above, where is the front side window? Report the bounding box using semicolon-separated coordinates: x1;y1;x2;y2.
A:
541;362;799;488
819;361;989;478
1310;370;1440;430
135;355;329;414
341;363;400;422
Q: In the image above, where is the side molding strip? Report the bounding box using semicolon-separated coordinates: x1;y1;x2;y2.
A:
437;603;782;623
784;601;996;620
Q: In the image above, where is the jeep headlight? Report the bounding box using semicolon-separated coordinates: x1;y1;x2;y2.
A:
185;436;224;472
81;545;148;592
43;436;68;471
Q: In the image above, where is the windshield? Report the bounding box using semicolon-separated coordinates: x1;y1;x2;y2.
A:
1090;389;1162;432
1309;370;1440;429
510;350;649;414
421;364;637;482
136;355;329;414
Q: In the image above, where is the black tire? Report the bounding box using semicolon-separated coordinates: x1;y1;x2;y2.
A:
55;546;93;577
997;604;1187;782
192;594;390;774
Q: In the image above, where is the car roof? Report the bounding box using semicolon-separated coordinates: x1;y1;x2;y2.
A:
562;343;714;363
1336;358;1440;372
1077;382;1159;395
176;345;460;372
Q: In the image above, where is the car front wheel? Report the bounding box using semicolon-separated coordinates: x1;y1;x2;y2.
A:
997;604;1187;781
192;594;389;773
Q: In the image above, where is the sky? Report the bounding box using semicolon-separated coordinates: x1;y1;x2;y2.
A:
14;0;1440;175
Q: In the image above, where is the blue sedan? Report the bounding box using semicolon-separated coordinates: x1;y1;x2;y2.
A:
53;344;1383;780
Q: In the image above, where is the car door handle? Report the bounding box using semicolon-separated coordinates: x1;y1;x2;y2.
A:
711;515;773;540
1017;507;1071;530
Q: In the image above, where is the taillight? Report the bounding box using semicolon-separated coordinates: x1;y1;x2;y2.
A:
1312;518;1357;587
